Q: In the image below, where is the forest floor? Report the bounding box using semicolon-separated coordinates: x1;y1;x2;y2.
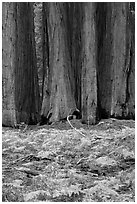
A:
2;118;135;202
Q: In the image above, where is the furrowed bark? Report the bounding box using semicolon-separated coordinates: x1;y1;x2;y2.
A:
97;2;135;119
41;3;76;122
2;3;17;126
2;2;40;126
81;3;98;125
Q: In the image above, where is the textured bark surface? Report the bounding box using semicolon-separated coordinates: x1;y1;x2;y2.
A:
3;2;135;126
67;3;82;111
15;3;40;124
110;3;134;118
2;3;17;126
127;3;135;118
81;3;98;125
2;2;40;126
41;3;76;122
97;2;135;119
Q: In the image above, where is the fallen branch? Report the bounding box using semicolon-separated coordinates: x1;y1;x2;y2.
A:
67;115;86;137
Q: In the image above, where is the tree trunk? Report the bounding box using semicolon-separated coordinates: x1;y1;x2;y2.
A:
40;3;50;118
3;2;134;126
67;3;82;111
41;3;76;122
15;3;40;124
2;2;40;126
81;3;98;125
2;3;17;126
42;3;49;103
126;3;135;119
110;3;135;118
97;2;135;119
33;3;43;105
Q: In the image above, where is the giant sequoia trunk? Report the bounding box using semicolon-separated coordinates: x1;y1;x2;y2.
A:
41;2;134;124
2;3;17;126
67;3;82;111
3;2;134;126
2;2;40;126
64;3;98;125
81;3;98;124
97;2;135;119
110;3;135;118
41;3;76;122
